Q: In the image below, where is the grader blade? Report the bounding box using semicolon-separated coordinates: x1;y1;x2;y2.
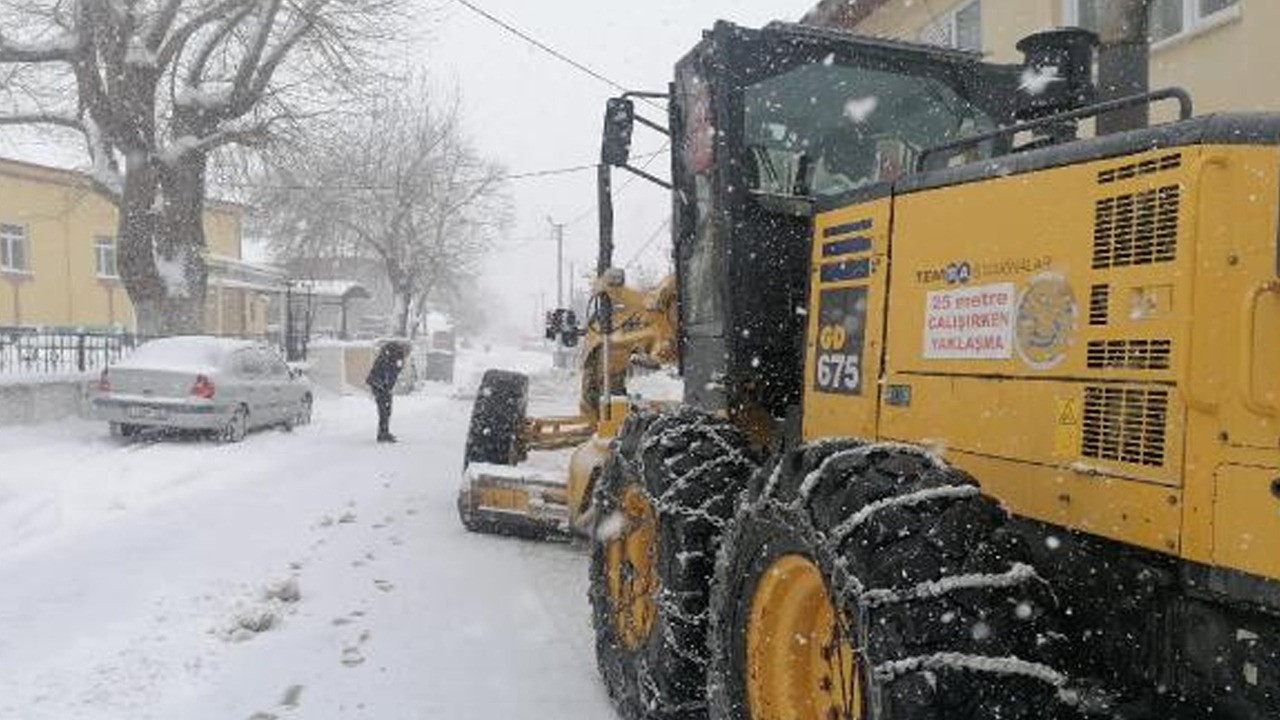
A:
458;462;572;540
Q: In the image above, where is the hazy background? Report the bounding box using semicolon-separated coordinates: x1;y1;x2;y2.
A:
0;1;819;339
425;1;815;337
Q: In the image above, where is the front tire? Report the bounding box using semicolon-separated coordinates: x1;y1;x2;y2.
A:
286;394;313;430
463;370;529;465
220;405;249;444
589;408;757;720
109;422;140;439
708;441;1082;720
458;370;531;535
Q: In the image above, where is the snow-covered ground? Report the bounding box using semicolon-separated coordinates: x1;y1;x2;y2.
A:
0;347;614;720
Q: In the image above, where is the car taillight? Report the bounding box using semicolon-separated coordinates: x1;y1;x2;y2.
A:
191;374;216;399
97;369;111;393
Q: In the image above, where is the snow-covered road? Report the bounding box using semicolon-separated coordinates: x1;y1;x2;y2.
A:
0;349;614;720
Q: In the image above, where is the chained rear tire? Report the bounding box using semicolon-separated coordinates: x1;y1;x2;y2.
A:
708;441;1084;720
590;408;757;720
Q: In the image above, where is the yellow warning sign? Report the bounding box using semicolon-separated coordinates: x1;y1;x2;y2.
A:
1054;398;1079;457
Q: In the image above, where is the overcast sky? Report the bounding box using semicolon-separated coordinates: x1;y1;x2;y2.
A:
423;0;817;336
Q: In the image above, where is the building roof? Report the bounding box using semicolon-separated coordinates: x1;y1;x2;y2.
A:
294;279;371;301
801;0;894;28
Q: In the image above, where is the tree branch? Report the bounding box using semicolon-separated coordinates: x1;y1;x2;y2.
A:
0;112;84;132
0;31;79;63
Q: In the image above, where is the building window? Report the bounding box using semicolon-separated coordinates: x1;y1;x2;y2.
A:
1068;0;1239;45
1;224;28;273
94;235;119;278
919;1;982;52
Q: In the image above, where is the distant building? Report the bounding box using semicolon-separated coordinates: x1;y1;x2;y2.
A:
277;249;395;337
0;156;281;335
803;0;1264;117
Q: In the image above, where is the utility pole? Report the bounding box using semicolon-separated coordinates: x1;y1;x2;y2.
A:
549;219;566;309
547;219;569;369
568;262;575;312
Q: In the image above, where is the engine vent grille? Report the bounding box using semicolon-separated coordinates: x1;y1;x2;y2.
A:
1093;185;1181;269
1089;284;1110;326
1086;339;1172;370
1097;153;1182;185
1082;386;1169;467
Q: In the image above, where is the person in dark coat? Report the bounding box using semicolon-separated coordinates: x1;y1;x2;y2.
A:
367;341;407;443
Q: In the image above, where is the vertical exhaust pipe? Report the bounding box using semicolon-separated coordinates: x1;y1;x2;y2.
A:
1096;0;1151;134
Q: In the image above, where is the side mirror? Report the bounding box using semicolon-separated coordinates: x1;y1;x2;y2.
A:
601;98;635;167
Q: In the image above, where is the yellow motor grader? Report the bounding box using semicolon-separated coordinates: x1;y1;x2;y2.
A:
573;20;1275;720
462;18;1280;720
456;271;678;538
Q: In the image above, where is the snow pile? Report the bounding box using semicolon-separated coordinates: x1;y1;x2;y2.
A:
627;369;684;403
1019;65;1063;96
153;247;189;298
216;576;303;643
594;510;625;542
115;335;249;373
843;96;879;123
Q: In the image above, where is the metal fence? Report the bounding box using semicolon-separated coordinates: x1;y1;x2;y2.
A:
0;328;285;378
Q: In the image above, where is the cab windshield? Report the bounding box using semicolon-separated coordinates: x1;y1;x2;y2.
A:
743;61;998;197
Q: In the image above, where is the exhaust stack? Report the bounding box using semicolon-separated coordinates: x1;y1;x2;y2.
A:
1096;0;1151;134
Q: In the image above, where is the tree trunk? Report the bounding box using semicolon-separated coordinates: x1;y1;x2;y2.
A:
117;153;210;336
395;288;412;337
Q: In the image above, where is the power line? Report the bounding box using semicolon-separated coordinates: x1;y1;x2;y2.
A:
564;140;671;228
451;0;662;109
212;150;666;192
623;216;671;269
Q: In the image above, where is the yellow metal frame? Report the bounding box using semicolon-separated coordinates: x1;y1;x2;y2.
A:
801;144;1280;585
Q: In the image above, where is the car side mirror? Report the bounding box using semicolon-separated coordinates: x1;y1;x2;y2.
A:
602;98;635;167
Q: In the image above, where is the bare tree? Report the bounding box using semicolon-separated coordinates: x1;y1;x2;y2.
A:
262;88;509;337
0;0;402;334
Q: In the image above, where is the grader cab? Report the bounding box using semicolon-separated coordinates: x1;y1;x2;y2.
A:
576;20;1280;720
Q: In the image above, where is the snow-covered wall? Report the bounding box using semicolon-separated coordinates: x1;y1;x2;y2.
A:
0;377;91;427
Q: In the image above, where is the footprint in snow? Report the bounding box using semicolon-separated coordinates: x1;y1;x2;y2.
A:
280;684;304;708
374;579;394;593
340;647;364;667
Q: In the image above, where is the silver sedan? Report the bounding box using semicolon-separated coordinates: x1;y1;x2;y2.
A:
91;336;313;442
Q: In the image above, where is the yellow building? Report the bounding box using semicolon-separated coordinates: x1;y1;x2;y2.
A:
804;0;1262;118
0;156;279;334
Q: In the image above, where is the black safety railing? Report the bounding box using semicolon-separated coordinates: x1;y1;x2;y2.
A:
0;328;285;378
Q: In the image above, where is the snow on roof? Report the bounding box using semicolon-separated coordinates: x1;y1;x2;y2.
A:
294;280;371;300
117;335;255;373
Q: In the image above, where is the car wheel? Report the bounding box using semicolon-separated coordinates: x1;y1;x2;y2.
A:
285;395;313;431
297;394;313;426
109;422;139;439
221;406;249;444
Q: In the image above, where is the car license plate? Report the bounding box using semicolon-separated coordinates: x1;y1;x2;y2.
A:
127;406;168;420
